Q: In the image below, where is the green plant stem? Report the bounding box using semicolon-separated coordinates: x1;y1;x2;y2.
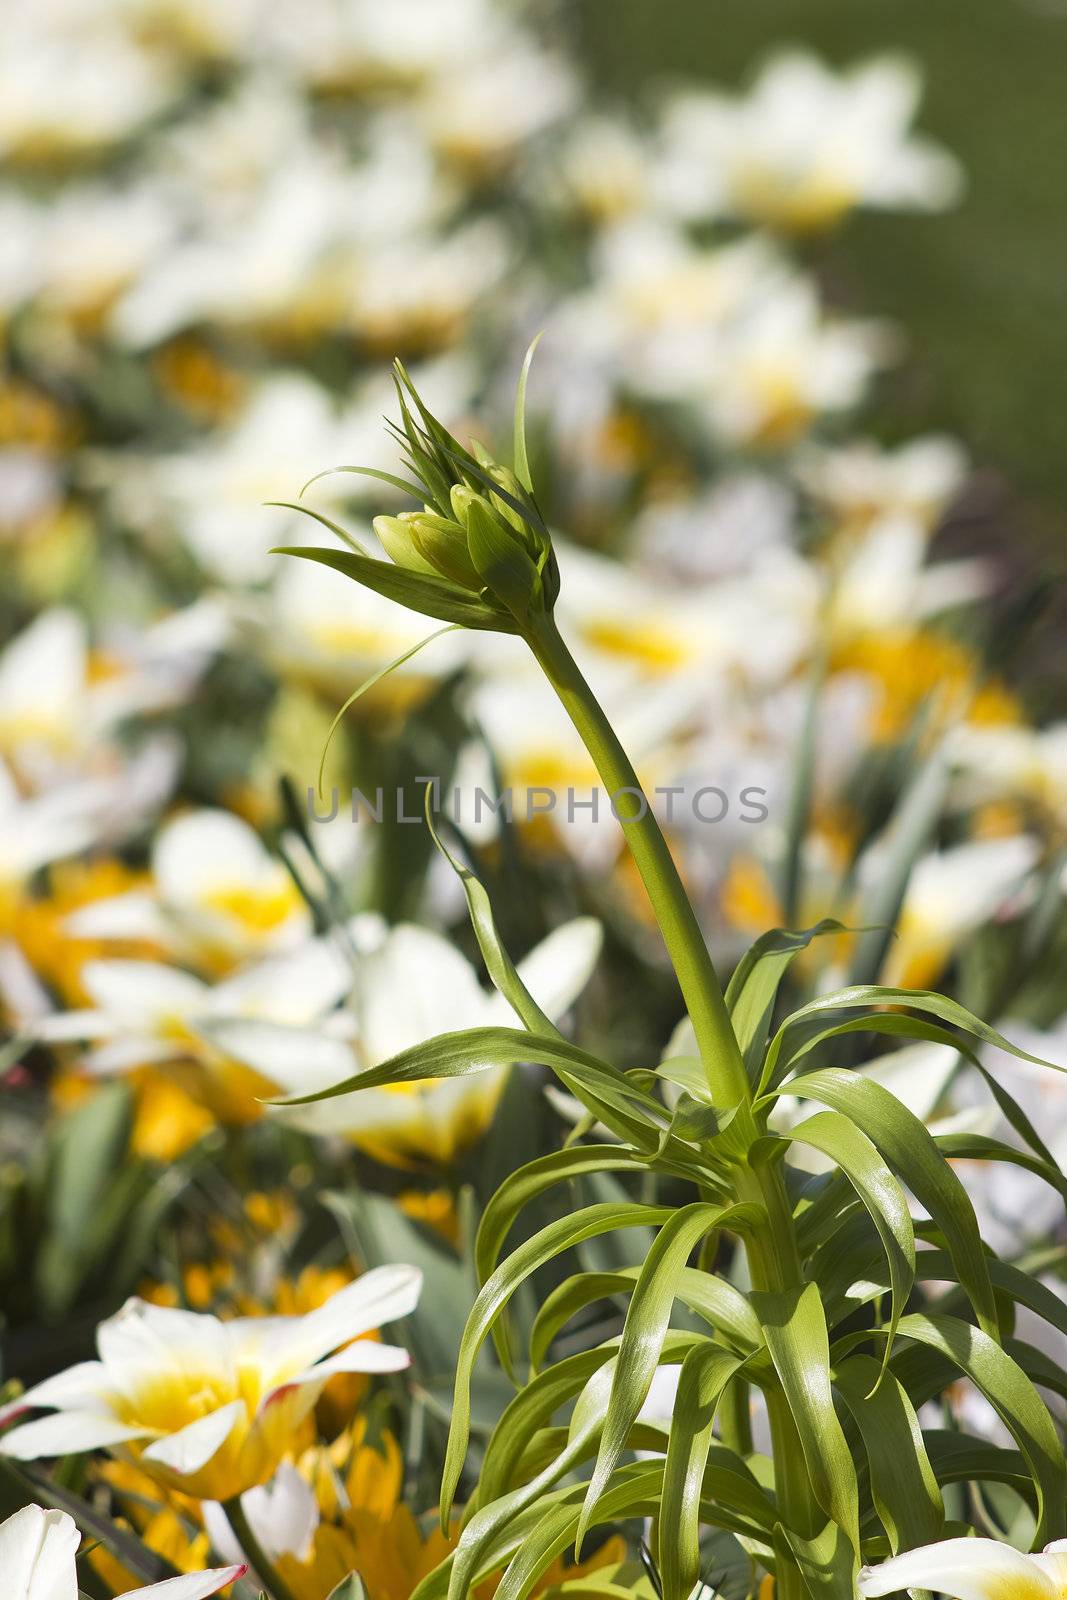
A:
524;612;816;1600
221;1496;300;1600
525;614;749;1107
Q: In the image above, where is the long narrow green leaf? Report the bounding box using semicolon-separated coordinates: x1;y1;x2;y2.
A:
750;1283;860;1548
513;332;544;492
579;1202;763;1546
272;540;517;631
529;1264;763;1373
775;1518;858;1600
660;1344;746;1600
785;1111;915;1381
726;919;847;1080
441;1202;675;1527
832;1353;943;1552
861;1312;1066;1544
922;1430;1035;1506
780;1068;999;1338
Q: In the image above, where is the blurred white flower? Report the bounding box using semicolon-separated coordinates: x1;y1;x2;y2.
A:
214;916;602;1164
0;605;223;787
868;834;1039;989
826;515;992;642
267;0;498;93
797;435;968;534
417;44;576;173
550;114;653;223
0;22;175;164
0;1503;243;1600
0;1268;420;1499
15;183;175;330
0;762;107;924
202;1462;317;1582
948;721;1067;827
659;51;963;231
67;807;311;968
699;277;893;446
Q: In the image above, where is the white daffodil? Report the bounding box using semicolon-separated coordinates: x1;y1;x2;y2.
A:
66;808;311;969
417;43;576;173
211;916;603;1165
859;1535;1067;1599
272;0;496;93
0;604;224;787
700;276;892;447
797;435;968;536
560;219;788;399
550;114;653;223
658;51;962;231
0;762;103;930
202;1462;318;1582
826;515;992;643
871;834;1038;989
17;183;175;331
31;937;351;1123
0;1267;421;1500
0;1503;243;1600
949;721;1067;829
0;26;175;165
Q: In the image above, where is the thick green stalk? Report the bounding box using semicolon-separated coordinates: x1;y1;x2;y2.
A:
523;612;815;1599
222;1496;300;1600
525;614;749;1107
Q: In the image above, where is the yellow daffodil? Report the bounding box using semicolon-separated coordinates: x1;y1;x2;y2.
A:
0;1266;421;1500
0;1503;242;1600
860;1536;1067;1599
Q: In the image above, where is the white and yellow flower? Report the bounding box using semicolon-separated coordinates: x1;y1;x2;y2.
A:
659;51;962;231
860;1535;1067;1599
798;435;968;536
701;277;892;447
68;808;311;970
0;604;224;787
874;834;1038;989
213;916;602;1165
0;1267;421;1500
0;1503;242;1600
30;934;351;1123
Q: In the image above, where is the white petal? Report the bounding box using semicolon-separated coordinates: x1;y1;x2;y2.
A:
859;1538;1055;1600
153;810;273;900
0;1504;80;1600
357;924;487;1061
64;892;167;945
205;1019;355;1097
0;1411;153;1460
487;916;602;1024
213;1463;318;1567
250;1265;421;1395
140;1401;244;1477
280;1340;412;1390
97;1298;235;1401
119;1568;246;1600
80;961;209;1024
0;1361;112;1427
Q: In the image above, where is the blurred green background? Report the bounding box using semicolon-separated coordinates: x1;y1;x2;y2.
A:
575;0;1067;569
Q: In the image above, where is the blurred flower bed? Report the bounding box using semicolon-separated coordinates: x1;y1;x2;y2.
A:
0;1;1064;1596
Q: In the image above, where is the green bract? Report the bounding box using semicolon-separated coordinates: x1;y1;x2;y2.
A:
270;360;1067;1600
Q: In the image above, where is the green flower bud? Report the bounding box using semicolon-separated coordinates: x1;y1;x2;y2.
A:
373;513;441;578
408;513;484;591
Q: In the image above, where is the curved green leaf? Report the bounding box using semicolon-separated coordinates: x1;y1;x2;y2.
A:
579;1202;763;1545
441;1202;675;1526
726;919;849;1079
780;1068;999;1338
832;1353;943;1551
750;1283;859;1548
786;1110;915;1380
272;540;516;631
660;1343;746;1600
